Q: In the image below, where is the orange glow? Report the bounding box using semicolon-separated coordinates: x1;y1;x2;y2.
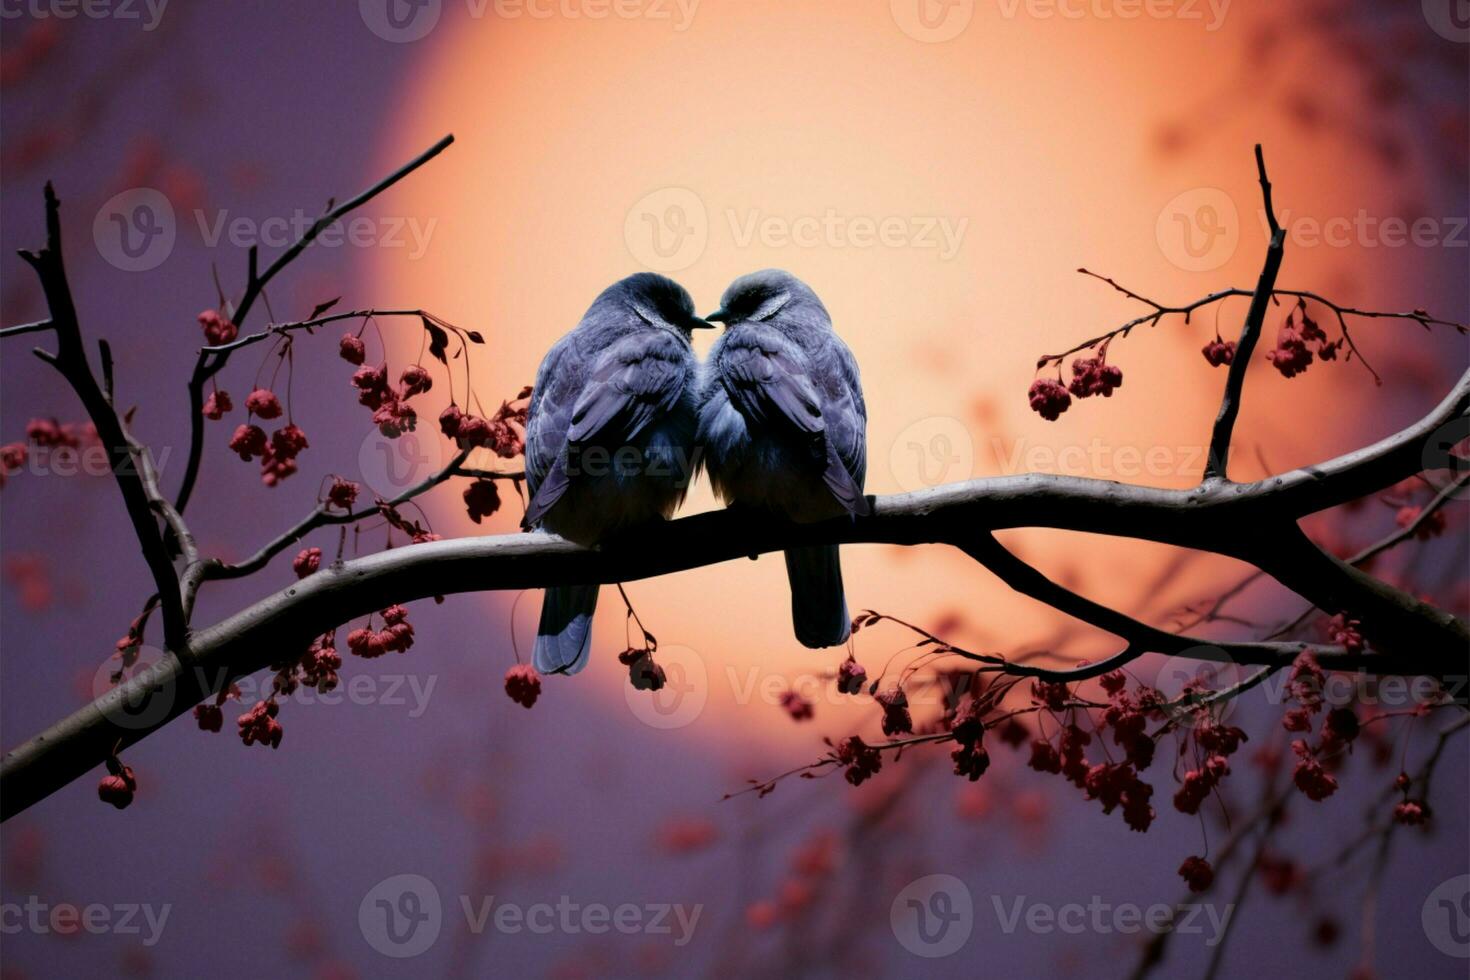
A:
366;2;1428;746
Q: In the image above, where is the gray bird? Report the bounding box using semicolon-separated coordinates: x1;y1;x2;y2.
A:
523;273;712;674
697;270;868;648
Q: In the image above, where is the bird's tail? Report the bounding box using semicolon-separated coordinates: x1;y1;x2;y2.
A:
533;584;599;675
784;545;851;648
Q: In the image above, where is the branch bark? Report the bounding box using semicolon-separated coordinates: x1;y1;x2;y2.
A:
3;371;1466;819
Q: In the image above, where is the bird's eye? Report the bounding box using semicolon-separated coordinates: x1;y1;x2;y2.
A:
752;293;791;321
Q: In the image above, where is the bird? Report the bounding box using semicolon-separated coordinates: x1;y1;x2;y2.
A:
522;273;712;674
697;269;868;648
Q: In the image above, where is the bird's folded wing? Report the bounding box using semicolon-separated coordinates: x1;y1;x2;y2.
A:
718;336;869;517
567;331;689;446
523;332;689;527
717;340;825;435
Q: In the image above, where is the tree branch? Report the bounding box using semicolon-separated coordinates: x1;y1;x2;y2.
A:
172;135;455;514
4;368;1465;819
1205;144;1285;480
16;184;187;649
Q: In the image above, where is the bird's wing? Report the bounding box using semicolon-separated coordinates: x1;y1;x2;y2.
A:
825;336;868;491
716;331;825;436
523;334;581;498
566;329;690;447
523;329;691;528
717;329;869;517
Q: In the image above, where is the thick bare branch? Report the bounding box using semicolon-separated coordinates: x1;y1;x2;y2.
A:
16;185;187;649
1205;144;1285;480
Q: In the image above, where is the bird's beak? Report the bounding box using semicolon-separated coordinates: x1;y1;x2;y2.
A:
704;309;730;324
688;315;717;331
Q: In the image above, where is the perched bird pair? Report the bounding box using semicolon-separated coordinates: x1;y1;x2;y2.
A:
523;270;869;675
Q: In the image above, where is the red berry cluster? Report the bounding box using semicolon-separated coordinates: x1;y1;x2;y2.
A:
949;698;990;781
1022;675;1160;831
197;309;238;346
97;754;137;809
835;655;868;695
1027;378;1072;421
229;411;308;487
619;646;667;691
1201;338;1236;367
504;664;542;709
1323;613;1365;654
238;698;284;749
1177;855;1214;893
326;477;360;512
351;363;418;438
440;388;531;460
1068;353;1123;399
875;688;912;736
834;736;882;786
272;631;342;696
345;605;415;659
1280;651;1341;802
463;480;501;524
1266;303;1340;379
202;389;232;420
780;690;815;722
292;547;322;579
1173;717;1247;815
192;683;239;733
